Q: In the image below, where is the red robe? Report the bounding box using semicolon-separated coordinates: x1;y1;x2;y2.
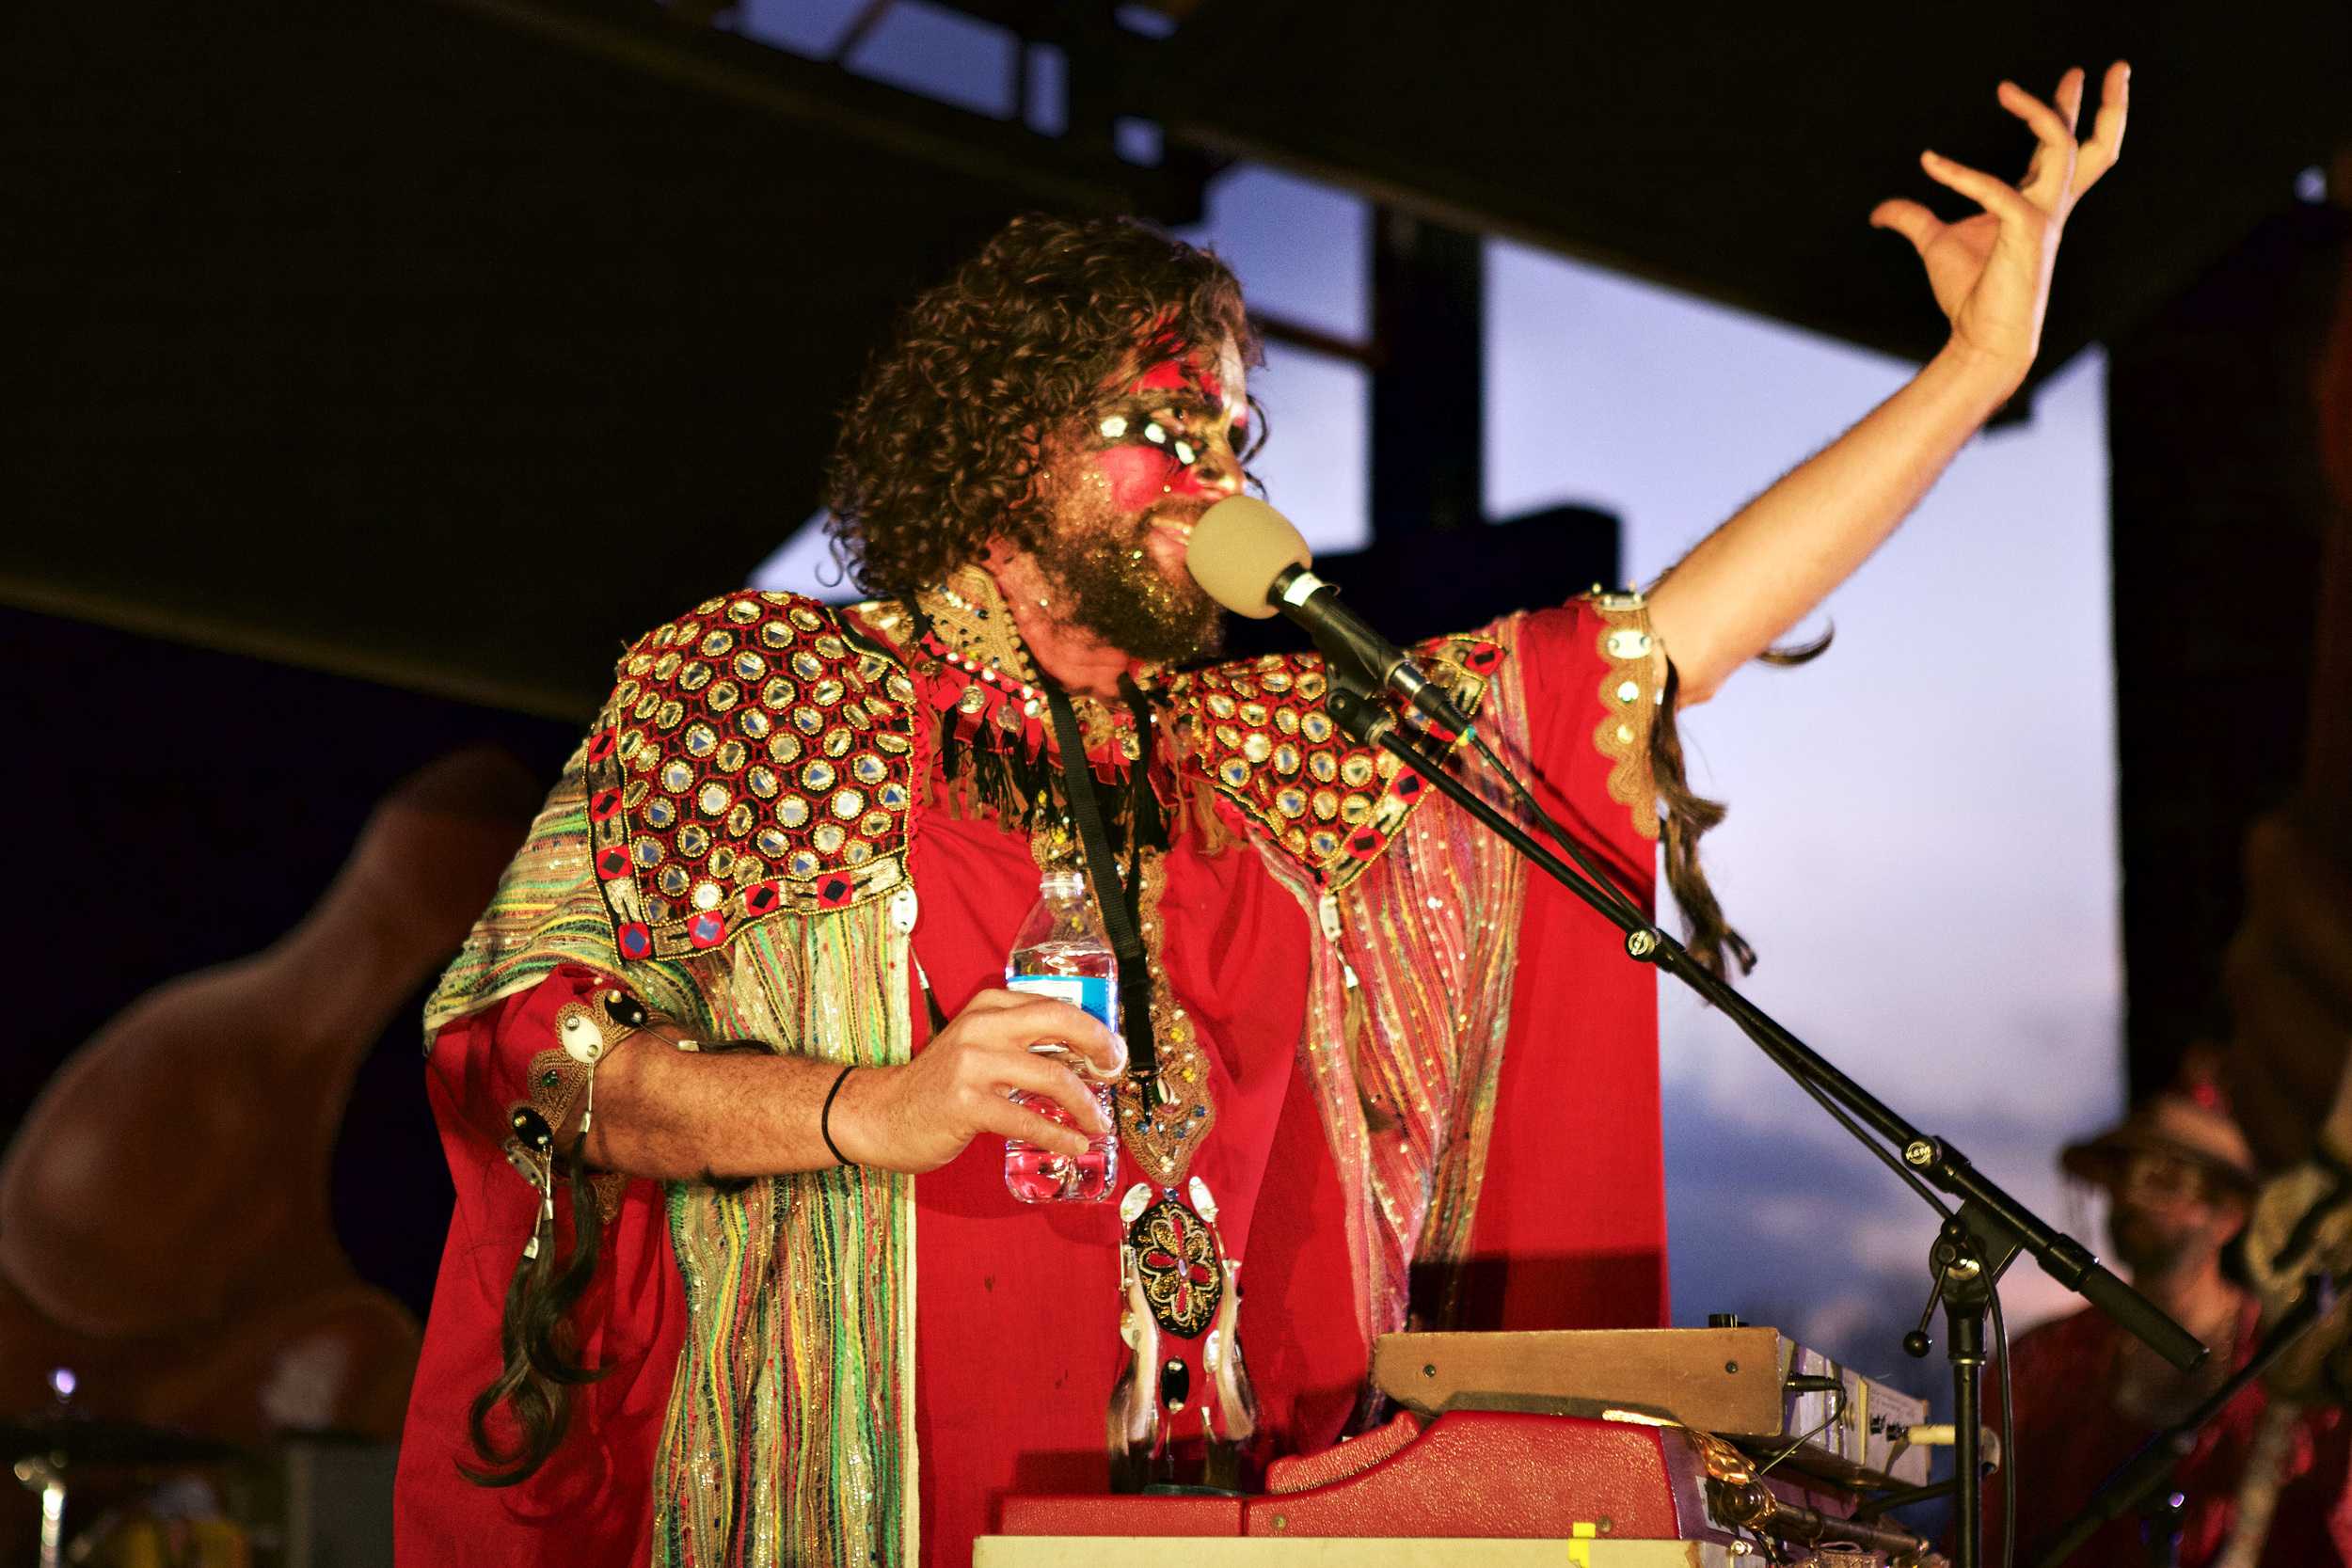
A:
395;593;1667;1565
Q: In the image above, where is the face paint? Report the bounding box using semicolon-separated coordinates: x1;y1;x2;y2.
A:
1096;444;1182;513
1018;338;1253;662
1131;358;1192;394
1085;349;1248;506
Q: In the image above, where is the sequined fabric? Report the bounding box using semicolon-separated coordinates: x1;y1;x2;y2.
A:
1159;636;1504;890
910;574;1156;856
423;612;923;1568
1126;1191;1223;1338
1240;612;1547;1345
588;593;922;961
1347;624;1534;1331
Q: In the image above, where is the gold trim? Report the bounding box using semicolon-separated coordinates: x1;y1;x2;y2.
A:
1115;847;1217;1187
914;565;1044;690
509;995;646;1218
1590;591;1663;842
912;571;1142;767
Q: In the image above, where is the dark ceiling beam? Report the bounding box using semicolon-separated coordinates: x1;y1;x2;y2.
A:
1251;309;1378;369
6;0;1230;716
432;0;1204;221
1140;0;2352;392
827;0;900;61
1152;104;1827;359
0;573;595;722
1371;208;1483;536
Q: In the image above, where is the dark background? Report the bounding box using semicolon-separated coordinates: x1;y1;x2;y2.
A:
0;605;580;1318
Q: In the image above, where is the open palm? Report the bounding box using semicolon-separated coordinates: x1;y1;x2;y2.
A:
1872;63;2131;372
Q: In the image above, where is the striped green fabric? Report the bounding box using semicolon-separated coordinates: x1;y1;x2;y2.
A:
423;743;702;1038
422;742;919;1565
653;902;916;1566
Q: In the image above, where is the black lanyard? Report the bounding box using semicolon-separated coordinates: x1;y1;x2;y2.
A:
1041;681;1161;1109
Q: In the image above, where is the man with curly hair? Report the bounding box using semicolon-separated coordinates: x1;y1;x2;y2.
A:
395;65;2129;1568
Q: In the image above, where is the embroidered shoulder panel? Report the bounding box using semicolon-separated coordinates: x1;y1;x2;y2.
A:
1164;635;1505;889
584;592;920;962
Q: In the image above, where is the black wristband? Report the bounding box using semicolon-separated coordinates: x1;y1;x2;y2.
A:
819;1064;857;1167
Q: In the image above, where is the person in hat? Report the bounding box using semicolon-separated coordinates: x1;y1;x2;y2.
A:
1990;1076;2352;1565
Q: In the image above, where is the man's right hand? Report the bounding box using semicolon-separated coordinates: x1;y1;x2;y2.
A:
827;989;1125;1174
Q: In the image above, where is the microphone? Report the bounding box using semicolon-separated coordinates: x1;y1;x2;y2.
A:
1184;497;1477;736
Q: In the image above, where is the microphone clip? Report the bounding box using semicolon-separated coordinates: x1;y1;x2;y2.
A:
1271;565;1478;742
1321;669;1396;750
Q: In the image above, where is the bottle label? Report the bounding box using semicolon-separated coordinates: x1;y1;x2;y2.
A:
1006;973;1117;1030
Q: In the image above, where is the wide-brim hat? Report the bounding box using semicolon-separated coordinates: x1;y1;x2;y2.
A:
2059;1089;2258;1196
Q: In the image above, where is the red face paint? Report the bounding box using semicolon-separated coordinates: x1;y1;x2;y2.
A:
1162;463;1224;500
1129;355;1224;405
1131;358;1191;394
1081;338;1248;510
1094;445;1181;512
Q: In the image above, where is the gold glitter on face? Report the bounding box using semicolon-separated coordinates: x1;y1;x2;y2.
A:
1025;337;1252;662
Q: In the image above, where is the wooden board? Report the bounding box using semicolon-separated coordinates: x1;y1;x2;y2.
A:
1375;1328;1791;1431
1372;1329;1931;1488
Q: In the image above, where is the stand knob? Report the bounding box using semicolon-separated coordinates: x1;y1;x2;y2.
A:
1902;1253;1953;1359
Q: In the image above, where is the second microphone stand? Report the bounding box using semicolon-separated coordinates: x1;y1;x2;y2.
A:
1318;669;2209;1568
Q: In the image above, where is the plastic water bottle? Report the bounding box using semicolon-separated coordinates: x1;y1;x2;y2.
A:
1002;866;1120;1203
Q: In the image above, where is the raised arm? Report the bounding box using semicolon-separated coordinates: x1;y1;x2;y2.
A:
1647;62;2131;705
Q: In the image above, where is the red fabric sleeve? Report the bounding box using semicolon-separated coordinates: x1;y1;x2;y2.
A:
1455;601;1670;1331
393;966;685;1567
423;964;618;1154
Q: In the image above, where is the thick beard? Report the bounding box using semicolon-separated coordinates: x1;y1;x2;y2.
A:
2107;1205;2203;1278
1042;527;1225;665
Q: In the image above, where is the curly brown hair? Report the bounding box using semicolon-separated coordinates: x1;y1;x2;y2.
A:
824;214;1261;598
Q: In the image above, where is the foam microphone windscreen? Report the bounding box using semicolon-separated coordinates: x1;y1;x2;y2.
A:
1184;498;1311;619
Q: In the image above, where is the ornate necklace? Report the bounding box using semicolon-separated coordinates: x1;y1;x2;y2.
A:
920;565;1048;697
911;567;1156;850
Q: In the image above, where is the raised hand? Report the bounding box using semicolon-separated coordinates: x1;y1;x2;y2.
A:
1870;62;2131;380
830;988;1125;1174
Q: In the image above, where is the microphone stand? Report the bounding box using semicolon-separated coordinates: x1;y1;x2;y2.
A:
2028;1274;2338;1568
1317;671;2207;1568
